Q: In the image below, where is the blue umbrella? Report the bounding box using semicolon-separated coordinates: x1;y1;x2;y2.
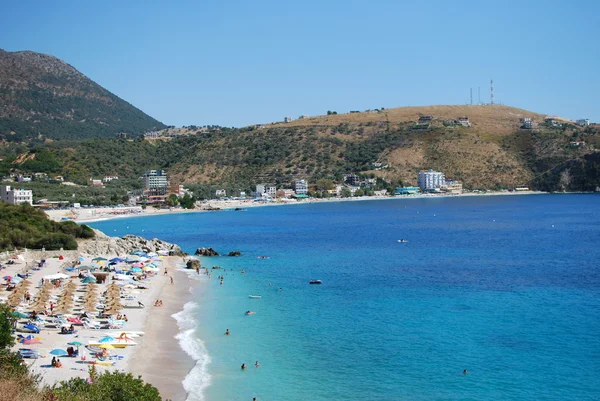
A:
131;267;142;273
50;349;68;356
98;336;115;343
109;258;124;263
81;276;97;284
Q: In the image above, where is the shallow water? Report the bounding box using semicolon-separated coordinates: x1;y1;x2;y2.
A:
91;194;600;401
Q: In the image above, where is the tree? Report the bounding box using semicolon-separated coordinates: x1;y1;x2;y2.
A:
316;178;334;191
341;188;352;198
0;303;15;349
166;194;179;207
354;189;365;197
179;194;196;209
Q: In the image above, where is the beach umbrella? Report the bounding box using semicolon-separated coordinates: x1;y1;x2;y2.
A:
109;257;124;263
67;341;83;346
77;266;95;271
139;257;150;262
20;279;33;287
92;257;108;262
49;349;68;356
11;311;29;319
125;256;140;262
42;281;54;290
130;267;143;273
8;298;21;307
78;256;85;262
98;336;115;343
81;276;97;284
30;303;47;312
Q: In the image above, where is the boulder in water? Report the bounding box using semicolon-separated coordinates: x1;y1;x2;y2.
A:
228;250;241;257
186;259;201;270
195;247;219;256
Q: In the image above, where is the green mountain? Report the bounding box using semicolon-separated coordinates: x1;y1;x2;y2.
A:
0;49;165;142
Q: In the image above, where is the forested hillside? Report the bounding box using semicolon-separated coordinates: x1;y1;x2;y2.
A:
0;49;165;141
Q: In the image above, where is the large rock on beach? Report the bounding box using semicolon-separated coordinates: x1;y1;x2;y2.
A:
77;229;185;257
228;250;241;257
186;259;201;270
195;247;219;256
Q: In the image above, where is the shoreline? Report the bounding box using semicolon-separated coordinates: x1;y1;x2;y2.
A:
128;261;195;401
45;190;554;224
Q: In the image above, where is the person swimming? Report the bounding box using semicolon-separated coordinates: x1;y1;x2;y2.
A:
255;361;260;367
241;363;247;369
463;369;468;375
225;329;230;335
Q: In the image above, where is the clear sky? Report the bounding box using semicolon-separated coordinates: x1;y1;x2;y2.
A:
1;0;598;127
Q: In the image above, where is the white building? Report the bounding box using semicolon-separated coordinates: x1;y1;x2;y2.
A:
293;179;308;195
103;175;119;183
284;116;293;123
256;184;277;197
214;189;226;197
1;185;33;205
575;119;590;126
417;169;445;191
144;170;169;190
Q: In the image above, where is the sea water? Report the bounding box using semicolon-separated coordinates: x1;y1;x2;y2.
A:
90;194;600;401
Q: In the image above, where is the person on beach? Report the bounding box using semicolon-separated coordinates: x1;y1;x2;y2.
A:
51;357;56;367
241;363;247;369
170;276;174;284
225;329;230;335
164;268;168;276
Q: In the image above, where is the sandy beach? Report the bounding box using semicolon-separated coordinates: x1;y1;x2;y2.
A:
0;248;194;400
44;190;548;224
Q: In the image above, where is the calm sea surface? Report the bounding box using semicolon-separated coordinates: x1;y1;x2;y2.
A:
90;194;600;401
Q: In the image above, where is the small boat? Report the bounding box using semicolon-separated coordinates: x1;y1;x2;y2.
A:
397;239;408;243
309;280;322;285
248;295;262;299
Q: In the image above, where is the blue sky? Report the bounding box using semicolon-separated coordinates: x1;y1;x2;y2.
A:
1;0;599;127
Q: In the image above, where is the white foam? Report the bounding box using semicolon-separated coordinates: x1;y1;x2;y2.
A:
172;301;212;401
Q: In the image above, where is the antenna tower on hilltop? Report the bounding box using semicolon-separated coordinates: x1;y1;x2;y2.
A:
478;87;481;104
490;79;494;105
470;88;473;105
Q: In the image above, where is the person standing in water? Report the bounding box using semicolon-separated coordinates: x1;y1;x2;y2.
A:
225;329;230;335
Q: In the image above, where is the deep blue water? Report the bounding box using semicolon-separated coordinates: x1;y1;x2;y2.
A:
90;195;600;401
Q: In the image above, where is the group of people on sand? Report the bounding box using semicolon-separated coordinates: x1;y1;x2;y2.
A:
154;300;164;307
51;357;63;368
116;314;128;322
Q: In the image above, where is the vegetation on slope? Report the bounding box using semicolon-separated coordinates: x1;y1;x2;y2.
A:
0;203;94;251
0;105;598;201
0;49;165;142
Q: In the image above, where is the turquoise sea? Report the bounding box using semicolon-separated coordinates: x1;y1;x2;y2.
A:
90;195;600;401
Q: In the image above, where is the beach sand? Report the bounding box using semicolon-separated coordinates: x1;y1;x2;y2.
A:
128;265;194;401
0;250;194;400
44;191;548;224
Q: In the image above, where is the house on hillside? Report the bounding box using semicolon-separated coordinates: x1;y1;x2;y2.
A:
520;117;533;129
214;189;226;197
103;175;119;183
87;178;104;187
284;116;293;123
0;185;33;205
457;117;471;127
293;179;308;195
575;119;590;126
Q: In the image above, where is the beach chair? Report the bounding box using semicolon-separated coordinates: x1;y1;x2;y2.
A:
82;321;101;330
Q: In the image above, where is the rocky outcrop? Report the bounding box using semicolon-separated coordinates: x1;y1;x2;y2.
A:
195;247;219;256
228;250;241;257
186;259;201;270
77;229;185;257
